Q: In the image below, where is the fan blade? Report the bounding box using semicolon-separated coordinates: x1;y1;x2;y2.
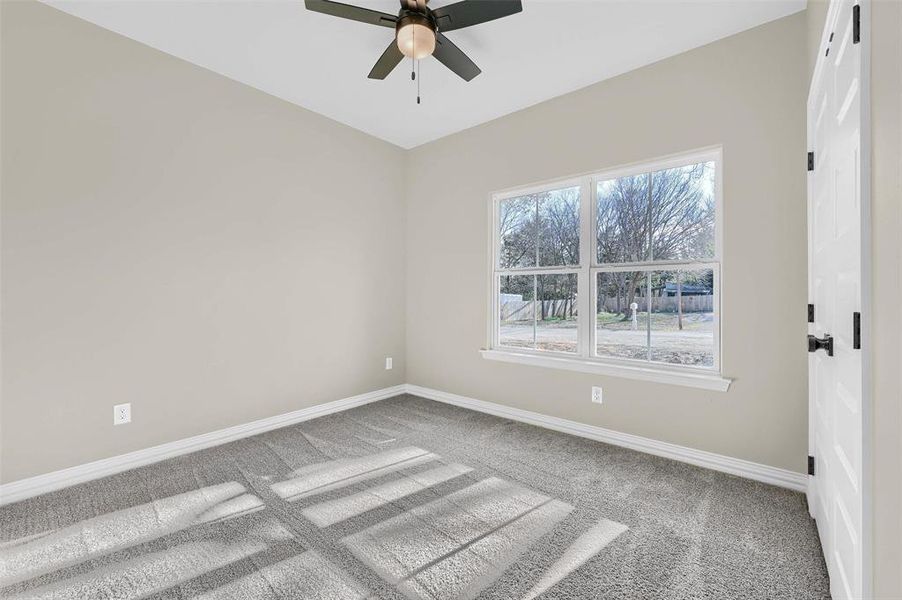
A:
305;0;397;27
368;41;404;79
431;0;521;32
433;33;480;81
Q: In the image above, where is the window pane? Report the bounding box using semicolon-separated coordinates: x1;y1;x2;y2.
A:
498;196;537;269
649;269;715;366
538;187;580;267
596;174;649;264
596;271;649;360
651;162;715;261
536;274;578;353
499;275;535;349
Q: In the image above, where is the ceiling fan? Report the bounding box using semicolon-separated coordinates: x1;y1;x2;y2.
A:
304;0;522;82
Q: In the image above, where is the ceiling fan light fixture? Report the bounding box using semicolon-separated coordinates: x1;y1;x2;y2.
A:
305;0;523;81
396;14;435;59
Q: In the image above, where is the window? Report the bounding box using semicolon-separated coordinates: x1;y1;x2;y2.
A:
486;149;729;390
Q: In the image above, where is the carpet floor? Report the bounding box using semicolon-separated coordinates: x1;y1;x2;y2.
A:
0;394;829;599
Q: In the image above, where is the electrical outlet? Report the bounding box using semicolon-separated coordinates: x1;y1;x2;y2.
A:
113;403;131;425
385;357;393;370
591;386;603;404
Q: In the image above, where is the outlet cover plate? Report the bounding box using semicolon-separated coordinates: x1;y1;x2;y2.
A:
113;403;131;425
591;386;603;404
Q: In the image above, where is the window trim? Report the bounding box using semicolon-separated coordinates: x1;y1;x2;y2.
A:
485;146;732;391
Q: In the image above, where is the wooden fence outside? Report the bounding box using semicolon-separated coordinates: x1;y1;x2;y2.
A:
501;295;713;322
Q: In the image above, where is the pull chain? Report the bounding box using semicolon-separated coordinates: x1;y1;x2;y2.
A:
408;25;421;104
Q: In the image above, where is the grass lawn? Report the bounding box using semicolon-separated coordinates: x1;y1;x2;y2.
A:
597;311;713;331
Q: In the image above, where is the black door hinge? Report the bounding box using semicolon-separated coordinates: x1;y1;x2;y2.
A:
808;455;815;476
808;151;815;171
853;4;861;44
853;312;861;349
808;304;815;323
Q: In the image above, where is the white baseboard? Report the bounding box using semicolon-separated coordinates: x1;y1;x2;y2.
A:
0;381;806;505
404;384;808;492
0;385;406;506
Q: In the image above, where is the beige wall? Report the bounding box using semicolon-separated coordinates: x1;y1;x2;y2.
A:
869;2;902;597
405;13;809;473
0;0;407;483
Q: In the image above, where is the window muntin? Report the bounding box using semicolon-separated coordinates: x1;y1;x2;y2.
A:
492;150;721;374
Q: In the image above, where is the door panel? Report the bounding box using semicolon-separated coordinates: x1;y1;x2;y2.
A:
808;1;865;599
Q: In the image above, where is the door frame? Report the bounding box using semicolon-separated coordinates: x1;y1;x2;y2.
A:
807;1;873;597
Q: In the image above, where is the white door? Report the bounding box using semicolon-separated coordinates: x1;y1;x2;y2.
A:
807;1;868;599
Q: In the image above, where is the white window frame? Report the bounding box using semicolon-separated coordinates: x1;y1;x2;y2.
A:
482;147;732;391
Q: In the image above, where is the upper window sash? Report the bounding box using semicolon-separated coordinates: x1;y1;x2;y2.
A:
494;177;585;271
492;149;722;271
589;149;722;268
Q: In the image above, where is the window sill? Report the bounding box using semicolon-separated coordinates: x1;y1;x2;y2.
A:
480;349;732;392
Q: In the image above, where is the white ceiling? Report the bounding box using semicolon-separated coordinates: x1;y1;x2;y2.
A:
45;0;806;149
